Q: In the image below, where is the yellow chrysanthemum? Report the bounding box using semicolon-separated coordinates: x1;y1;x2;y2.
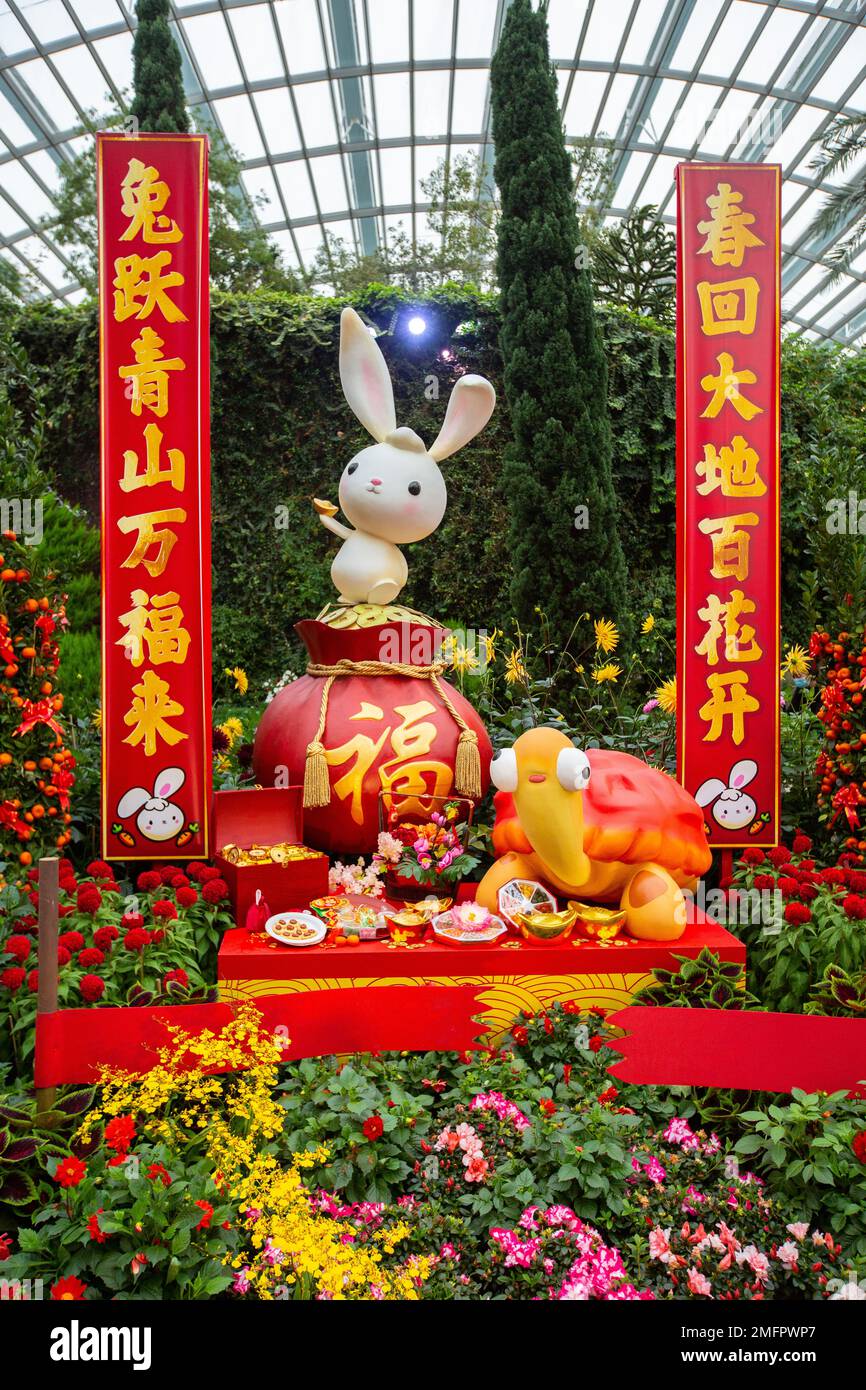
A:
504;649;528;685
219;716;244;747
480;630;498;665
91;706;102;730
594;618;620;654
573;663;585;675
781;644;811;679
641;614;655;634
593;662;622;684
450;644;480;674
225;666;248;695
656;677;677;714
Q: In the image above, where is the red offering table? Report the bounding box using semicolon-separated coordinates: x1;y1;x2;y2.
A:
218;903;745;1055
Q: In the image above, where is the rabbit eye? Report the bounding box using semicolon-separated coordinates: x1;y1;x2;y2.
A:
408;481;421;495
347;461;358;475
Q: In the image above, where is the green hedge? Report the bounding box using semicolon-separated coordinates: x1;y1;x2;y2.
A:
5;287;863;686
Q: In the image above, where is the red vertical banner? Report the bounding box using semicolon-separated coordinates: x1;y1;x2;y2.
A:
676;163;781;848
98;133;211;861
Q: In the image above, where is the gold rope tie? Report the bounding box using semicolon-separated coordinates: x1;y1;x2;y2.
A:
302;659;482;807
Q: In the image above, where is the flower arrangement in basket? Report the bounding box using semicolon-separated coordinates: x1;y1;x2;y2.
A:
377;795;478;897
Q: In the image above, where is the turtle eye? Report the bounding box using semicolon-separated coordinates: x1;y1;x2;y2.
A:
490;747;518;793
556;747;591;791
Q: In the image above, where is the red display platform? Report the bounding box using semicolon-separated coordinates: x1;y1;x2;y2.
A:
217;903;745;1054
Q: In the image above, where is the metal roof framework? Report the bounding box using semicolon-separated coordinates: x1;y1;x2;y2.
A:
0;0;864;342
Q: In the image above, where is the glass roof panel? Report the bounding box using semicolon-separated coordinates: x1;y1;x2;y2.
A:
412;0;454;62
455;0;498;59
0;0;861;342
736;7;805;86
181;12;243;89
277;0;327;73
20;0;78;46
227;3;282;84
702;1;765;79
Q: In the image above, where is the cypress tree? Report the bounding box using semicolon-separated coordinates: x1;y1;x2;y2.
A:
490;0;628;645
131;0;190;133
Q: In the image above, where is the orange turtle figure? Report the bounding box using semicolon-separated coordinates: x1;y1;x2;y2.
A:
476;727;712;940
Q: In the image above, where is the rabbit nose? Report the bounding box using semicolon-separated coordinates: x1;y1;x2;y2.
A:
370;477;382;485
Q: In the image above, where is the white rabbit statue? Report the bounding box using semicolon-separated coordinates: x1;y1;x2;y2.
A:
314;307;496;605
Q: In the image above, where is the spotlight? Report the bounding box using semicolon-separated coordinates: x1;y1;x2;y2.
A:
406;314;427;336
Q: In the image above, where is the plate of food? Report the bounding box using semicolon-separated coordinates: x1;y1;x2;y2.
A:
431;902;509;945
265;911;327;947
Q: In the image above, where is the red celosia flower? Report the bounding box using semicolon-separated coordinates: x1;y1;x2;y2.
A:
820;868;847;887
163;968;189;989
58;930;85;953
791;834;812;855
79;974;105;1003
87;861;115;880
176;886;198;908
146;1163;172;1187
78;947;105;969
57;946;72;967
362;1115;384;1141
797;884;818;902
201;878;229;904
768;846;792;867
740;848;765;865
121;911;144;931
170;873;190;889
136;870;161;893
1;966;26;992
784;902;812;925
197;866;221;883
76;884;102;914
776;876;801;899
104;1116;135;1154
195;1199;214;1229
539;1098;556;1115
151;899;178;920
94;924;119;950
51;1275;88;1300
159;865;181;884
150;929;165;945
842;894;866;920
186;861;207;877
26;968;38;993
55;1155;86;1188
4;934;32;963
852;1131;866;1165
87;1209;107;1244
752;873;776;891
846;870;866;892
123;928;151;952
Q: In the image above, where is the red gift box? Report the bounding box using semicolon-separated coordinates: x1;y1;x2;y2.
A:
213;787;329;926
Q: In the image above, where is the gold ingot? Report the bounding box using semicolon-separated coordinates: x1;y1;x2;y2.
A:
412;895;454;920
514;905;578;943
568;901;627;941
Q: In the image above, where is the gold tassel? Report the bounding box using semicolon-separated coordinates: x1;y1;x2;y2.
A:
303;738;331;808
454;728;481;800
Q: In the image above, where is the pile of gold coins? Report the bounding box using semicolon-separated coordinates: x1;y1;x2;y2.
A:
220;842;321;867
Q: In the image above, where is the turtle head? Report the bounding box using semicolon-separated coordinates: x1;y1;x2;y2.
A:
490;727;591;888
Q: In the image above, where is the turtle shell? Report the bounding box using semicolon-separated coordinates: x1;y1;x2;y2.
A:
492;748;711;880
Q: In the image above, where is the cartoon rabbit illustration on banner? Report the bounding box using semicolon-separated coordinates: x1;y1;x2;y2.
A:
313;307;496;605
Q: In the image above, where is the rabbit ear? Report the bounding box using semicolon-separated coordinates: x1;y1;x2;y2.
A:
729;759;758;790
118;786;149;818
154;766;185;799
695;777;726;807
339;307;396;443
429;374;496;462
